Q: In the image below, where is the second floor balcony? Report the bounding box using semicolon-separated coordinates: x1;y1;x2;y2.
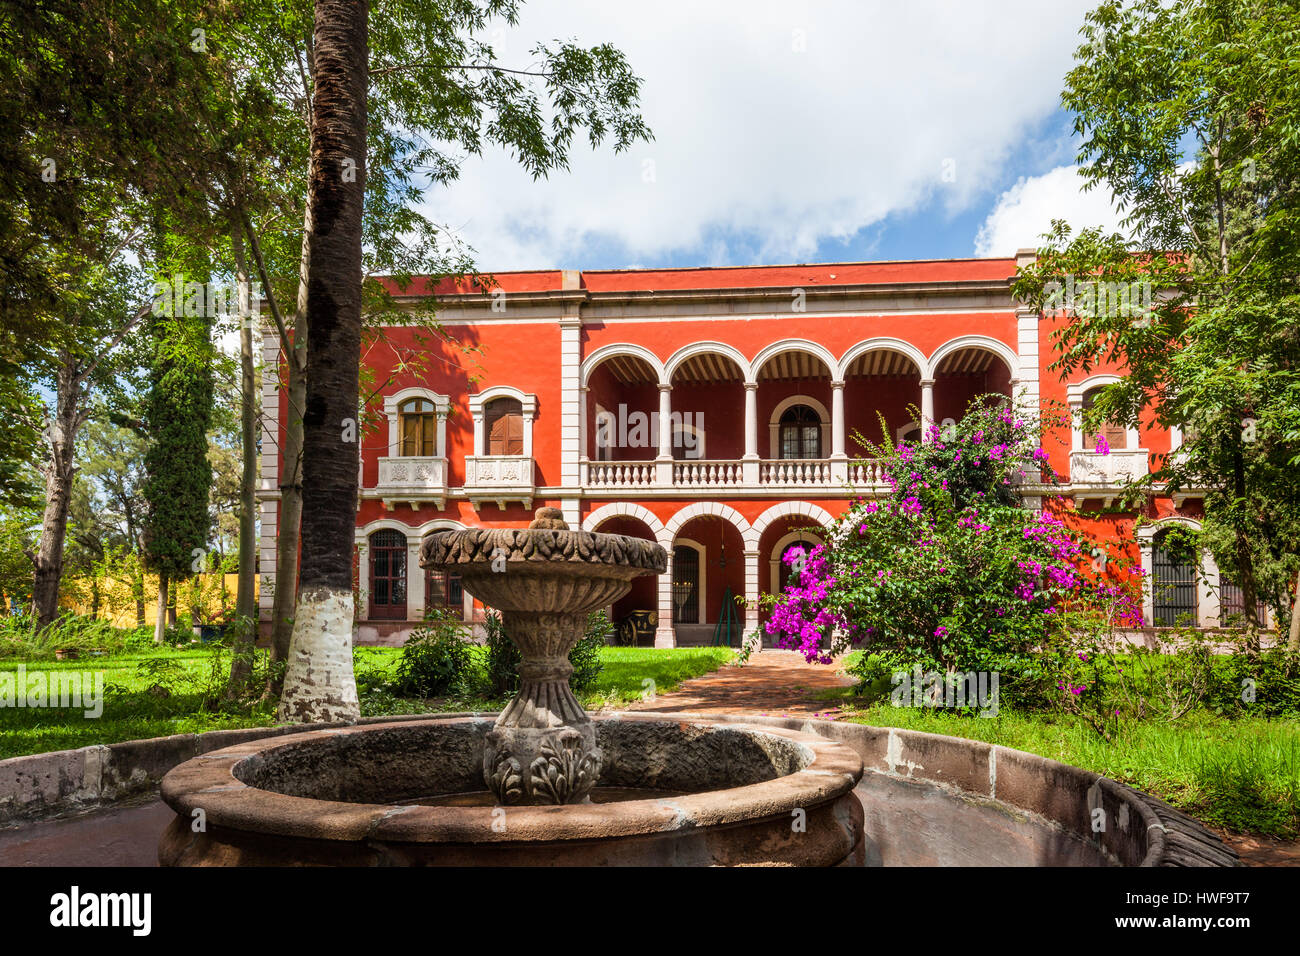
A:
581;456;886;492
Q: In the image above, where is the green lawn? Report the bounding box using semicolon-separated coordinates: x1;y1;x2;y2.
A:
827;680;1300;839
0;645;733;759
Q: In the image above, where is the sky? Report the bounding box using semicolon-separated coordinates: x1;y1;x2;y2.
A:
420;0;1130;272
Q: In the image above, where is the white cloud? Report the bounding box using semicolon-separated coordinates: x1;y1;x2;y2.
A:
974;165;1129;257
421;0;1099;269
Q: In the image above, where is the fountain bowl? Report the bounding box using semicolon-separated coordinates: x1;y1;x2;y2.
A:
158;714;865;866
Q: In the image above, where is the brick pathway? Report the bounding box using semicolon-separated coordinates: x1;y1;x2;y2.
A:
623;648;854;718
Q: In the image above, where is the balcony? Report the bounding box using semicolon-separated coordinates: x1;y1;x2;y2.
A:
1069;449;1149;503
582;457;888;493
375;456;448;510
464;455;536;510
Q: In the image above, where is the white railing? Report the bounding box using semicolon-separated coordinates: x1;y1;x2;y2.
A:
847;459;883;486
760;458;831;486
376;455;447;493
672;459;743;487
1070;449;1149;485
586;459;657;488
464;455;535;488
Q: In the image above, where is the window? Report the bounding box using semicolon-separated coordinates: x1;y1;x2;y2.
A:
779;404;821;459
1081;387;1128;451
398;398;438;457
485;397;524;456
671;545;700;624
1151;529;1197;626
369;529;408;620
425;569;464;619
1220;576;1267;626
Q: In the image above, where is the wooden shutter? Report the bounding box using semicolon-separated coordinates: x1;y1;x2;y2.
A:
486;399;524;455
1082;389;1128;450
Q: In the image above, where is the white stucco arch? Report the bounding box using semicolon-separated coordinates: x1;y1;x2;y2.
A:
750;338;838;382
663;501;755;547
838;337;929;381
664;341;751;384
769;528;827;595
580;343;667;388
928;335;1019;380
581;502;666;540
750;501;835;542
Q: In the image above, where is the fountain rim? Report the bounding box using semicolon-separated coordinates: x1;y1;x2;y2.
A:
419;526;668;574
158;714;863;845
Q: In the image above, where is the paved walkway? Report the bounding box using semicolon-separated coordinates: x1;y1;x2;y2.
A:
624;648;855;718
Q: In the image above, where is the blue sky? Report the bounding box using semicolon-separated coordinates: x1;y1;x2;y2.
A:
423;1;1127;272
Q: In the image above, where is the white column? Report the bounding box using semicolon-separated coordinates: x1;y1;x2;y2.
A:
830;381;846;457
436;406;448;459
471;411;485;457
743;549;761;654
655;383;674;486
406;540;424;619
355;539;370;621
559;315;583;488
655;542;676;647
578;385;589;463
920;378;935;441
743;382;759;458
742;382;760;485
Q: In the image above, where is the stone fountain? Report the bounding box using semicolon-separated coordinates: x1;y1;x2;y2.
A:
418;506;665;805
156;507;867;866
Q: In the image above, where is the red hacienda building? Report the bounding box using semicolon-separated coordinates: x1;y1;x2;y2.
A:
257;251;1255;647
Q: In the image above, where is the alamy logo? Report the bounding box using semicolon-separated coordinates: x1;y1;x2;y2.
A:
891;666;999;717
0;665;103;718
594;404;702;458
49;886;151;936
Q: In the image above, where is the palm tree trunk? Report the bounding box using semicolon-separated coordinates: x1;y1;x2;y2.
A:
277;0;367;724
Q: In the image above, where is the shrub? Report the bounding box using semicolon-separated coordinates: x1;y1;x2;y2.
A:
484;609;610;695
765;396;1141;709
393;609;474;697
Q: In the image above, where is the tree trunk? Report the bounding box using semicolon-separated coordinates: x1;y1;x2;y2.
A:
1287;567;1300;653
29;356;85;630
264;200;314;699
154;573;169;643
133;565;145;628
227;230;259;696
277;0;367;724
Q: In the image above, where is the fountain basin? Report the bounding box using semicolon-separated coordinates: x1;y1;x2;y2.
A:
158;714;865;866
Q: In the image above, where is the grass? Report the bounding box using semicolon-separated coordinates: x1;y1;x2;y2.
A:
832;657;1300;839
0;644;733;760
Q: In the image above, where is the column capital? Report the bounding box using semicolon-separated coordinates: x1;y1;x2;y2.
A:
830;379;845;390
919;377;936;387
657;382;673;393
743;380;759;391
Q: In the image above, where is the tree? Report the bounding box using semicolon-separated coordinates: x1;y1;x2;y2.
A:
1011;0;1300;651
276;0;370;723
141;300;216;644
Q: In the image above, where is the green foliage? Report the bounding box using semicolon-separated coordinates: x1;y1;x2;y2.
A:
1011;0;1300;639
141;308;215;583
571;611;612;691
393;609;475;697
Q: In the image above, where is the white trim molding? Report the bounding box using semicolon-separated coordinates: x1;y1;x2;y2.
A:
664;340;751;384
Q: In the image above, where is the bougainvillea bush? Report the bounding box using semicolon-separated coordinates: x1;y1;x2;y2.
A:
765;395;1143;708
